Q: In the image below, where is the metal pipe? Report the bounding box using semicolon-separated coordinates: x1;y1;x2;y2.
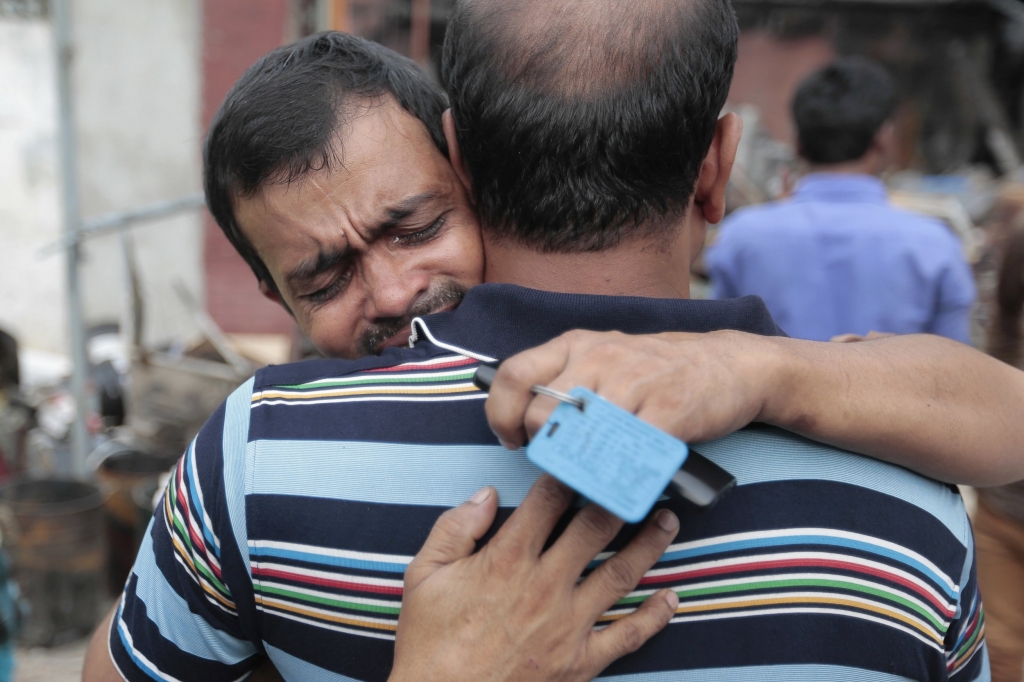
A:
37;192;205;257
52;0;90;476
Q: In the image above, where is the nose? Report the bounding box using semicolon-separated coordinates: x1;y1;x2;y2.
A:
361;254;429;322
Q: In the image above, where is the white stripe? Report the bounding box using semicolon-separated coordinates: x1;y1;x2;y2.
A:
117;604;185;682
254;381;479;400
626;571;950;624
256;604;396;642
176;467;223;575
249;539;414;566
250;561;404;589
609;590;945;641
596;527;957;593
256;595;398;628
251;393;487;409
636;550;953;610
187;439;222;554
257;580;401;610
293;366;477;388
410;317;496;362
168;551;237;617
667;605;944;653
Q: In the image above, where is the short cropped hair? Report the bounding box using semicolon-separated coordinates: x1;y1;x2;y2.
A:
441;0;739;253
204;32;449;289
792;57;897;165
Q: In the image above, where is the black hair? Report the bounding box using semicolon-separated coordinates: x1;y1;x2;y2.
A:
792;57;897;166
441;0;739;252
204;31;449;290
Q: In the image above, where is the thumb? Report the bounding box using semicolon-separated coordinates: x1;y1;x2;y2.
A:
404;487;498;590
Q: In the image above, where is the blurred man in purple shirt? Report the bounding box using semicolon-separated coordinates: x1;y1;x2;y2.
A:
707;58;975;343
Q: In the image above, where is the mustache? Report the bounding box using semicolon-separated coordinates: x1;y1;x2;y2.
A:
357;281;467;356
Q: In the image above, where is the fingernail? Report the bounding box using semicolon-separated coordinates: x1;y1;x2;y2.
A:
656;509;679;532
470;487;492;504
497;437;517;450
664;591;679;610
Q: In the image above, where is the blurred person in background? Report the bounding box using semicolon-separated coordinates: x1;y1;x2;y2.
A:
978;220;1024;682
707;57;976;343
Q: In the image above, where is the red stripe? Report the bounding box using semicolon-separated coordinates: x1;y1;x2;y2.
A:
253;565;404;596
365;357;477;373
640;557;954;616
173;462;223;579
947;603;981;670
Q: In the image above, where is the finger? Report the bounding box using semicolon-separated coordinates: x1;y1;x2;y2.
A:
583;589;679;674
830;333;865;343
486;336;573;449
493;474;575;558
576;509;679;620
543;503;625;580
404;487;497;590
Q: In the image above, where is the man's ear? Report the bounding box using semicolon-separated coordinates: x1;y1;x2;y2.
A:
693;113;743;225
443;109;473;195
258;279;292;316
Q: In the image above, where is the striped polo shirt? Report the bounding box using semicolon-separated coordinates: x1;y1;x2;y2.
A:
110;284;988;681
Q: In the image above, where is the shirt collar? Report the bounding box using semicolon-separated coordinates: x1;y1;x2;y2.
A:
411;283;785;361
792;173;889;205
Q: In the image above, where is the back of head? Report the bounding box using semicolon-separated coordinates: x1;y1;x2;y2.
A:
792;57;896;166
204;31;449;290
441;0;738;252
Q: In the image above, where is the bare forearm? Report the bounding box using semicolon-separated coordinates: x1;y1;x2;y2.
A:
761;334;1024;486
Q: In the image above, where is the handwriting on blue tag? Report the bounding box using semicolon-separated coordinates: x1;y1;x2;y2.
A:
526;388;689;523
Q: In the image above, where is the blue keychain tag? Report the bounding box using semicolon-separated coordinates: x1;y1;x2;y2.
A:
526;387;689;523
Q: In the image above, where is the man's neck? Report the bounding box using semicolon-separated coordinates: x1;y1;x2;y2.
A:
806;155;880;177
482;234;692;299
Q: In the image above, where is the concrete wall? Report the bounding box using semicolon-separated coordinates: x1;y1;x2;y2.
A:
74;0;204;348
0;17;65;354
0;0;204;356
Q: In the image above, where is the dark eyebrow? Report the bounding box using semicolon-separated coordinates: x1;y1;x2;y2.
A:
286;248;348;289
376;191;443;234
285;191;442;289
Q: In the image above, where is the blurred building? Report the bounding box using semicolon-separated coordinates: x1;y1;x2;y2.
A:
4;0;1024;359
729;0;1024;178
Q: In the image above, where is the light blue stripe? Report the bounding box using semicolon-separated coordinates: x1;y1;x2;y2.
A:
955;525;975;620
184;440;220;560
970;645;991;681
695;428;970;547
132;519;258;664
598;664;914;681
657;534;955;599
224;377;255;577
247;427;969;546
252;546;408;574
116;600;165;682
249;440;542;508
265;643;362;682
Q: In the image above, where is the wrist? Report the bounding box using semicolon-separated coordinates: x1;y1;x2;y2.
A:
748;335;807;428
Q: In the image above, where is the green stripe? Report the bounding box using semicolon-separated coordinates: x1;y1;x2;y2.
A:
274;369;476;391
168;474;232;597
256;584;401;616
952;609;984;660
617;578;948;632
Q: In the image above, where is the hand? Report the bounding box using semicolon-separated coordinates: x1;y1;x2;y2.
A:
390;475;680;682
486;329;786;449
